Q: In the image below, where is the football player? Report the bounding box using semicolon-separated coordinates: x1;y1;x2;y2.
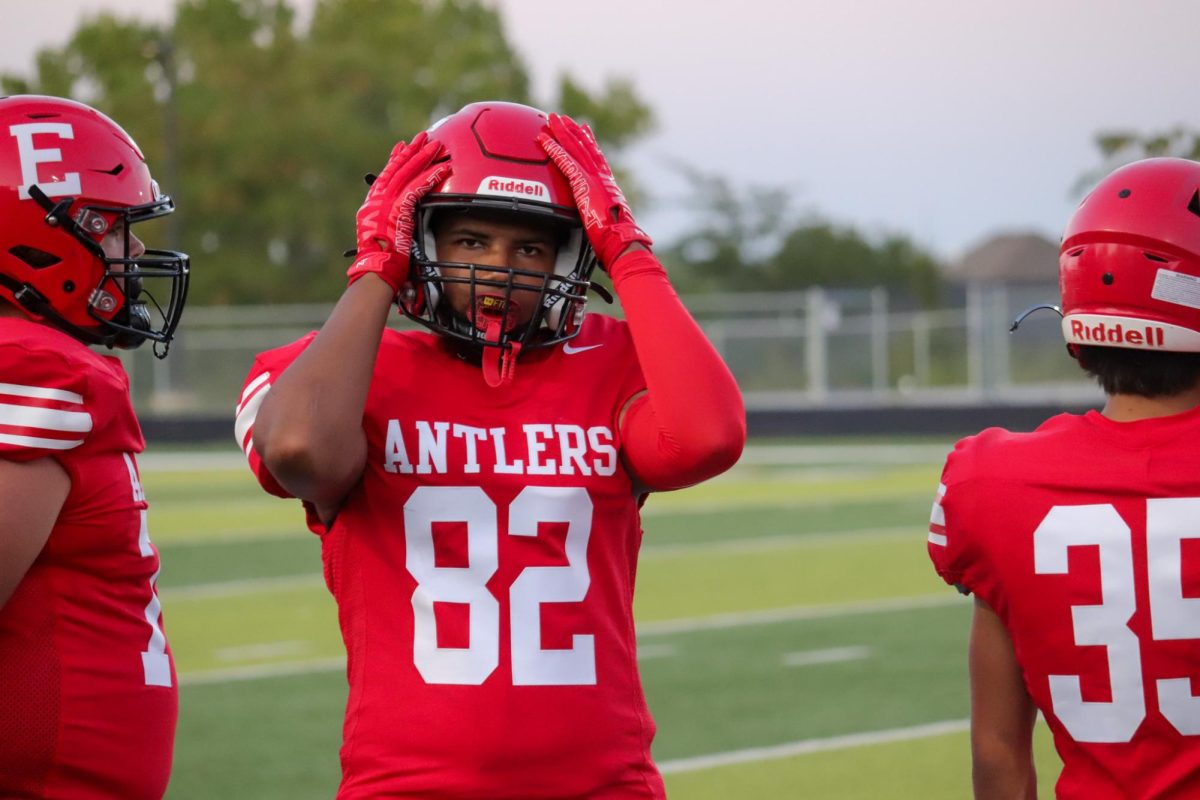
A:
0;95;190;798
929;157;1200;799
235;101;745;798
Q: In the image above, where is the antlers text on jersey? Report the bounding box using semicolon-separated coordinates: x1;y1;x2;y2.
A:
383;419;618;477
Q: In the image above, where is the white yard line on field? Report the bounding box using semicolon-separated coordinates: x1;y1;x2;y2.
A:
656;718;970;774
180;657;346;686
636;644;677;661
639;491;923;518
636;594;960;637
781;645;872;668
163;573;325;601
176;593;962;686
140;450;248;471
164;526;923;601
734;443;952;466
638;526;913;559
215;640;315;662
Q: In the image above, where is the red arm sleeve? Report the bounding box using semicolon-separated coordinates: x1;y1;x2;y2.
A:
612;251;746;491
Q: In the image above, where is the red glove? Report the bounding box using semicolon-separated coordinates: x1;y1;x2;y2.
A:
346;131;450;292
537;113;652;273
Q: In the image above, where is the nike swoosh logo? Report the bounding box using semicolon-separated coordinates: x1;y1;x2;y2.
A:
562;342;603;355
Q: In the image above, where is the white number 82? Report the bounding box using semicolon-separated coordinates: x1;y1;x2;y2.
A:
404;485;596;686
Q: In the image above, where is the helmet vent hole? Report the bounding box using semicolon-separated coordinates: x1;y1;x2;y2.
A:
8;245;61;269
1118;189;1132;198
93;163;124;176
1188;190;1200;219
25;112;58;120
1067;247;1085;258
1144;253;1170;263
1102;273;1114;285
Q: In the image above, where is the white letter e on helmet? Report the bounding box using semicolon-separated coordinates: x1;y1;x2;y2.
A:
10;122;83;200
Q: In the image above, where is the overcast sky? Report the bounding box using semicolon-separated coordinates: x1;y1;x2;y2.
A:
4;0;1199;260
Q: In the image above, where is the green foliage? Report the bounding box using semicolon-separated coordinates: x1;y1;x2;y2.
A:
1078;127;1200;195
659;169;944;306
2;0;653;304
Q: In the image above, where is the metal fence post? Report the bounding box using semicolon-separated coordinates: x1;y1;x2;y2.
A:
806;287;828;400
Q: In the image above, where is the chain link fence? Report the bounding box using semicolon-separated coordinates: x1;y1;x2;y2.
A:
117;281;1101;418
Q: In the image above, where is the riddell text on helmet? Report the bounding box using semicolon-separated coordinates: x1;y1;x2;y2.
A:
1069;319;1166;347
477;177;548;199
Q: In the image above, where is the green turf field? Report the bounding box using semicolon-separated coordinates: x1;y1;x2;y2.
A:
146;442;1063;798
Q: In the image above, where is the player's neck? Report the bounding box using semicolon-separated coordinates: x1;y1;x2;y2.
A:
1102;386;1200;422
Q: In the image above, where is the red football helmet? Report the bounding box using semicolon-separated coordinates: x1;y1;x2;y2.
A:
0;95;189;355
398;101;601;350
1060;157;1200;352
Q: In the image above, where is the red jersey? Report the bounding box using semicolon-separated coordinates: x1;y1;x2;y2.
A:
0;318;177;799
237;314;666;799
929;408;1200;799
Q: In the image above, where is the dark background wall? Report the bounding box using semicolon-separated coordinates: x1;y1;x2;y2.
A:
146;401;1101;446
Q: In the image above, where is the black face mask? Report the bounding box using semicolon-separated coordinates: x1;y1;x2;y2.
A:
28;185;190;358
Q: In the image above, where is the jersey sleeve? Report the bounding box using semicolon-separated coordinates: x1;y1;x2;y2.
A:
234;333;317;499
0;343;93;462
927;437;981;592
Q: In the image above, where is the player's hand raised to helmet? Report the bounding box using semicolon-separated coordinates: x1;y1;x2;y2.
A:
537;114;652;271
347;132;450;293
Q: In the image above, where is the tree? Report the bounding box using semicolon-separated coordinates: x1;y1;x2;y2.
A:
658;168;943;306
2;0;654;304
1078;127;1200;194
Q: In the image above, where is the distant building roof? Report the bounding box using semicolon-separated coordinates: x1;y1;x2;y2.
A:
947;232;1058;284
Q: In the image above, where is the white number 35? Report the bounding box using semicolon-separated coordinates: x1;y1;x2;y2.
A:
1034;498;1200;742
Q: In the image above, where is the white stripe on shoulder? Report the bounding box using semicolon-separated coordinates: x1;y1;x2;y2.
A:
234;380;271;455
0;402;93;433
929;482;946;526
0;432;85;450
238;372;271;409
0;381;84;404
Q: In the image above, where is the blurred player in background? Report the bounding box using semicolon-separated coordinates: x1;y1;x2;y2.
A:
0;95;190;798
929;157;1200;799
235;100;745;798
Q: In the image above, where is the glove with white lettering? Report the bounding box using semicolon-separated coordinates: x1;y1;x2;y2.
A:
347;131;450;293
536;113;652;274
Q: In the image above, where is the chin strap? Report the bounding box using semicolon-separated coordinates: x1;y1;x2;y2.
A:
0;272;113;347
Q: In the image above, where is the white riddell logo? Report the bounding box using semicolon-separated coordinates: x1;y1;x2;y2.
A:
563;342;603;355
477;176;549;199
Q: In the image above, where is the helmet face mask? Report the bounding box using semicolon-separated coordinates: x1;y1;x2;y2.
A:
1059;157;1200;353
397;101;600;351
0;95;189;356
